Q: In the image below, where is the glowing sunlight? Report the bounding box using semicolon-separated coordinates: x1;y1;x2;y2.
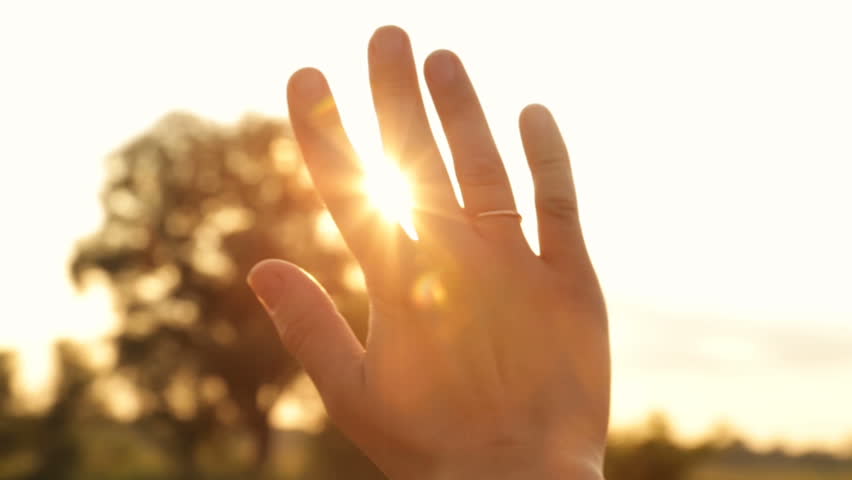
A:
362;158;416;235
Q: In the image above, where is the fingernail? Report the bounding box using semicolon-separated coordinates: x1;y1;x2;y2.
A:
428;51;457;85
528;105;551;128
292;68;325;98
373;26;406;55
247;266;284;317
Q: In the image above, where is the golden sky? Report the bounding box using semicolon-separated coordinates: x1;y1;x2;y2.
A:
1;0;850;452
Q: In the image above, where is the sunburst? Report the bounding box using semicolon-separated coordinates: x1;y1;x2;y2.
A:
362;159;417;237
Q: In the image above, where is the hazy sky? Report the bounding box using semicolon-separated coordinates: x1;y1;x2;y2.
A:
1;0;850;452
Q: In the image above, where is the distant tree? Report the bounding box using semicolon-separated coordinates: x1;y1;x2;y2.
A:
25;342;96;480
605;412;705;480
702;419;739;452
0;351;21;462
70;112;367;478
0;350;37;480
0;352;13;417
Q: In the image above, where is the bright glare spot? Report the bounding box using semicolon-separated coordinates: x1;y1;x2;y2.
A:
412;271;447;309
270;374;326;434
315;210;344;249
363;159;416;236
278;401;303;425
96;375;141;422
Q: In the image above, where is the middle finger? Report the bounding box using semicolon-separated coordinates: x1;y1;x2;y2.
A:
368;26;464;237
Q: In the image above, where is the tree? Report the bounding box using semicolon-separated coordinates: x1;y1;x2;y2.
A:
604;412;705;480
0;351;23;464
71;112;367;477
0;352;13;418
25;342;96;480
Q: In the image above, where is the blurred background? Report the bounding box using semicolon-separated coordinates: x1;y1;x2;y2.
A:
1;1;850;479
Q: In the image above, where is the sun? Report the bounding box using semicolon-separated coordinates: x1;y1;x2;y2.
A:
362;159;416;236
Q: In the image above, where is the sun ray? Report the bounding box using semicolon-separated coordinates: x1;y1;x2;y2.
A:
362;158;417;238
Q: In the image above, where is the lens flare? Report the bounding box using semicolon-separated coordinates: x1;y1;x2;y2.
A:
362;160;416;236
411;271;447;309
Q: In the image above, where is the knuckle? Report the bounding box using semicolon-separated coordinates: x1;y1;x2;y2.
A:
530;153;566;177
278;307;317;359
457;156;507;187
537;192;579;222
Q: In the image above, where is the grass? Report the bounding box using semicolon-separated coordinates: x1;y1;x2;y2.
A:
690;464;852;480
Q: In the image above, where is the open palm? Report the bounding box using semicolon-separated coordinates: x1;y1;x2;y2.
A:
249;26;609;480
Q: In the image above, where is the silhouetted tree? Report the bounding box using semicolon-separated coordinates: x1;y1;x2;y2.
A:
0;351;21;462
0;352;13;418
605;412;705;480
24;342;96;480
70;112;366;477
0;351;40;480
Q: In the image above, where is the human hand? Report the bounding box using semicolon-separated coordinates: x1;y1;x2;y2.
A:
248;26;609;480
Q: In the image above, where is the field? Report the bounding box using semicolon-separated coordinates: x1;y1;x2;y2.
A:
690;464;852;480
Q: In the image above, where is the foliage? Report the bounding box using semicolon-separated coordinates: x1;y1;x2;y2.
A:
70;112;365;477
0;352;25;466
605;412;707;480
0;343;98;480
25;342;97;480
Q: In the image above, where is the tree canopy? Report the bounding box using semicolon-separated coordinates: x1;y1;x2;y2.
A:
70;112;367;477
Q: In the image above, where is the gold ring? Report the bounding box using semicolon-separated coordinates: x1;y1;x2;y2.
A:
474;209;522;221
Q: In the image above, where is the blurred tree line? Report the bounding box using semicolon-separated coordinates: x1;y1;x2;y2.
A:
0;112;849;479
68;112;373;480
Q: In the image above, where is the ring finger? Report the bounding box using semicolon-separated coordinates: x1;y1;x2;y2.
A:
424;49;526;247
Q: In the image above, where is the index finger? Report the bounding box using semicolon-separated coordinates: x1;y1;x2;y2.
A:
288;68;414;292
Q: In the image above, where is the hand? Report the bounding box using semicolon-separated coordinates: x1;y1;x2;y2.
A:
248;26;609;480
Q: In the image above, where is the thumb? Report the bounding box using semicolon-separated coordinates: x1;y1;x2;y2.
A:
247;259;364;409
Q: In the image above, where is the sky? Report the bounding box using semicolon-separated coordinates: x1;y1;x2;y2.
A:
1;0;851;452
